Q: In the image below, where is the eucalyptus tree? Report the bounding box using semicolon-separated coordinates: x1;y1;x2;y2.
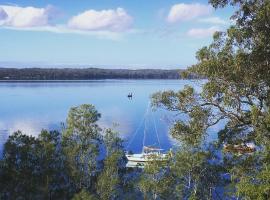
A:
138;146;222;200
38;130;73;199
152;0;270;198
138;154;176;200
96;128;127;200
72;189;98;200
103;128;125;156
62;104;102;192
0;130;70;199
0;131;43;199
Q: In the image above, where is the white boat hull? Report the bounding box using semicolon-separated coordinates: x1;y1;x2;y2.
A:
126;153;167;168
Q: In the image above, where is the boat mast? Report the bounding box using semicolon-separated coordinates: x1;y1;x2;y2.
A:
142;101;150;153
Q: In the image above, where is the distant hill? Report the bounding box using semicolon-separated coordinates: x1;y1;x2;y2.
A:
0;68;198;80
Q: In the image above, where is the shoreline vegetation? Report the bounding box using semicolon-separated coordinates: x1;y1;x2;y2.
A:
1;0;270;198
0;68;200;80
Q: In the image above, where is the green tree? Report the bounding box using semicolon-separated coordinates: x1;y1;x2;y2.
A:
72;189;98;200
152;0;270;198
0;131;42;199
97;152;122;200
38;130;73;199
96;129;127;200
0;130;71;199
62;104;102;192
172;147;223;200
235;163;270;200
138;154;176;200
103;128;125;156
139;147;222;200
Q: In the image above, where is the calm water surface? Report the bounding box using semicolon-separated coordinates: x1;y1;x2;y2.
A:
0;80;216;156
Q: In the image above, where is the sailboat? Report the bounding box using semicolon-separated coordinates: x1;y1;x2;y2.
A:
126;146;168;168
125;102;169;168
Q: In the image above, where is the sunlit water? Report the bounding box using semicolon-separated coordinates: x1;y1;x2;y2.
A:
0;79;221;156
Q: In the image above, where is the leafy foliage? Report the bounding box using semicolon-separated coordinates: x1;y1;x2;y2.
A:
0;130;72;199
1;0;270;199
152;0;270;199
0;104;132;200
62;104;102;191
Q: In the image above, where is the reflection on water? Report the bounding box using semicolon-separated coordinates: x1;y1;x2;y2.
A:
0;80;206;155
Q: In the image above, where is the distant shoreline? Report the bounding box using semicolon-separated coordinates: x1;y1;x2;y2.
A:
0;68;199;80
0;79;191;82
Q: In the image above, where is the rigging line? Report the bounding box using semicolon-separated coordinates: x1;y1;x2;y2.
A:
126;101;150;150
152;110;161;149
126;113;146;149
142;101;151;152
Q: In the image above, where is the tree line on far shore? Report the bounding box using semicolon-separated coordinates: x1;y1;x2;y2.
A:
1;0;270;198
0;68;199;80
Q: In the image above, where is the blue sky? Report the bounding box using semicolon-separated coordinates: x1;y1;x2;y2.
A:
0;0;234;69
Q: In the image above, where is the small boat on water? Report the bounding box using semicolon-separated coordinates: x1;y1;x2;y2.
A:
127;93;133;98
223;143;256;154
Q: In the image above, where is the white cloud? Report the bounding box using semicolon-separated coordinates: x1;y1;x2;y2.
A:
0;5;135;40
3;25;135;40
68;7;133;32
0;5;56;27
167;3;212;23
198;17;228;25
0;5;133;33
0;7;8;20
187;26;220;38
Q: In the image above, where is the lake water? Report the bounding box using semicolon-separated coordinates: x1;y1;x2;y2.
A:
0;79;218;156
